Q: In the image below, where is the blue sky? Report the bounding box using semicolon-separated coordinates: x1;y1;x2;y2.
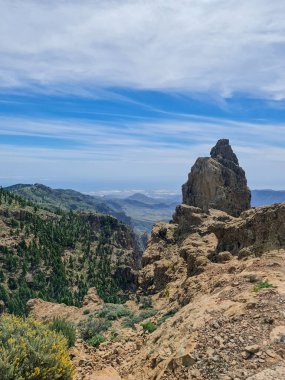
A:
1;0;285;193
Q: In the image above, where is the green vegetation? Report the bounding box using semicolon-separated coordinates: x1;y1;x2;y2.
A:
49;318;76;348
0;187;134;316
6;183;131;225
141;321;157;333
123;309;157;328
96;304;133;320
253;280;273;292
7;183;181;234
157;308;178;326
87;334;105;347
0;314;75;380
79;317;111;341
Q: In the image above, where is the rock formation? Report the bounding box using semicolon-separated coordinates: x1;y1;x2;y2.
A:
182;139;251;216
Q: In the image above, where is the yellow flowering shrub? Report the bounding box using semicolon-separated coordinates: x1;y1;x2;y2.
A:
0;314;75;380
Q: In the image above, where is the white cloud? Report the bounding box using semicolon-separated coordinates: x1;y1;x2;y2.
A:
1;114;285;189
1;0;285;98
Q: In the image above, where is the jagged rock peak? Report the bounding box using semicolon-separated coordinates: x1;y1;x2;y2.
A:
182;139;251;216
210;139;238;165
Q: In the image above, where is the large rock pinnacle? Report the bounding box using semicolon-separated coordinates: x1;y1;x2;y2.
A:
182;139;251;216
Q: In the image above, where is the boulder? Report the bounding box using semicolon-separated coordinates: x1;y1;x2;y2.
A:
182;139;251;216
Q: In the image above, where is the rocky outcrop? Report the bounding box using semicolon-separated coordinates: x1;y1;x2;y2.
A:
182;139;251;216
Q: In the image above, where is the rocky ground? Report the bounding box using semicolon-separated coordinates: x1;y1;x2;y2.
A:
28;215;285;379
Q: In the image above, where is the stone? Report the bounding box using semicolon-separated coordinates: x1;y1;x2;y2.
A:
182;139;251;216
245;345;260;354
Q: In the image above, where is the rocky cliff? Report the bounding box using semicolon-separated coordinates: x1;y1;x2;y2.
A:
182;139;251;216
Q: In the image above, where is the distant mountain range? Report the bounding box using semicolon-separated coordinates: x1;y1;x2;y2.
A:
251;190;285;207
5;184;285;234
5;184;180;234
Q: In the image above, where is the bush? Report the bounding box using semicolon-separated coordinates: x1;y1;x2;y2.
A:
79;317;111;341
253;280;273;292
87;334;105;347
123;309;157;328
141;321;157;333
96;304;133;320
0;314;75;380
49;318;76;348
157;308;178;326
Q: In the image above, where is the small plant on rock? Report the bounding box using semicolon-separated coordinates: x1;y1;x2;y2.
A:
141;321;157;333
87;334;105;347
253;280;273;292
157;308;178;326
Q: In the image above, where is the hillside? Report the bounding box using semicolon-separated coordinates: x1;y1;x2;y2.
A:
0;188;141;315
108;193;179;234
6;183;132;226
24;140;285;380
7;184;180;234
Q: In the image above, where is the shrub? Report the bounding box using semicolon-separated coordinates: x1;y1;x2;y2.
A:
141;321;157;333
49;318;76;348
79;317;111;341
83;309;90;315
96;304;133;320
253;280;273;292
123;309;157;328
137;309;157;324
157;308;178;326
87;334;105;347
0;313;75;380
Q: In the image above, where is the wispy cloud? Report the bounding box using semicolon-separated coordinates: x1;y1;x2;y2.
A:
1;114;285;189
1;0;285;99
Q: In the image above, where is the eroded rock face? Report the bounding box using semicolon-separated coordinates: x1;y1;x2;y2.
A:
182;139;251;216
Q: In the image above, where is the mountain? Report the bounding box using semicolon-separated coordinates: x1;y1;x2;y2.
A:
7;184;181;234
108;193;179;234
251;189;285;207
6;183;132;225
0;188;141;315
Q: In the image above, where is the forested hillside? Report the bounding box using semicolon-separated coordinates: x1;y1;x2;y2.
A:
6;183;131;225
7;184;180;234
0;188;141;316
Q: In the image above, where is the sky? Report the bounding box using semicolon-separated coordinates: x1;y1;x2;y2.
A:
1;0;285;193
